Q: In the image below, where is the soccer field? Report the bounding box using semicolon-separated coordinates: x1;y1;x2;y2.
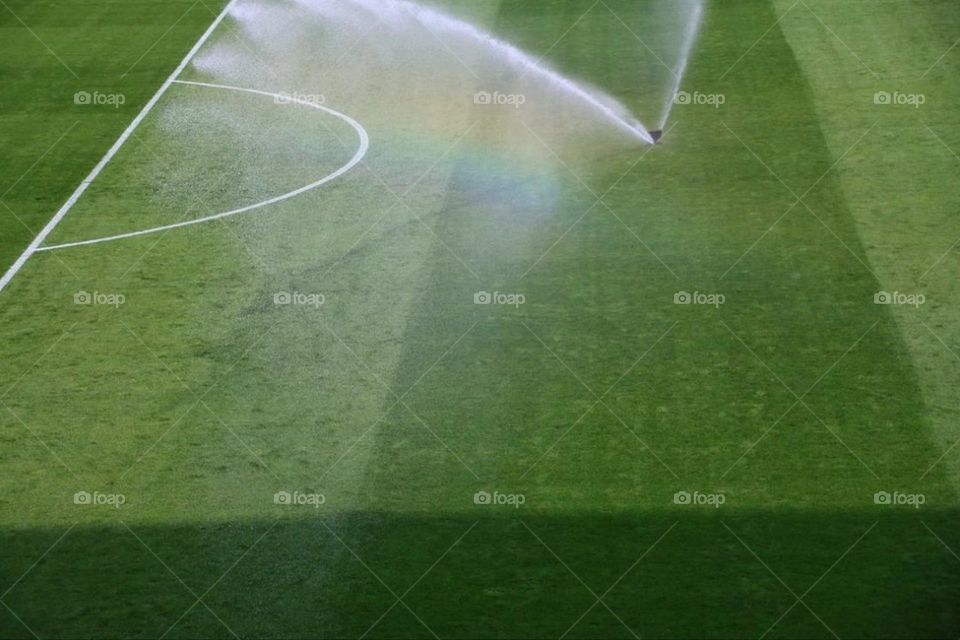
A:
1;0;959;637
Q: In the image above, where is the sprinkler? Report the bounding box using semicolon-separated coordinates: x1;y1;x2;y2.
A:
650;130;663;143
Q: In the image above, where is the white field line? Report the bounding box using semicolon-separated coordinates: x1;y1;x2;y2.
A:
0;0;240;294
38;81;370;251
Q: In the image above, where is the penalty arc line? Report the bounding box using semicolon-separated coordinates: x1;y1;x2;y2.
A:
37;81;370;251
0;0;240;295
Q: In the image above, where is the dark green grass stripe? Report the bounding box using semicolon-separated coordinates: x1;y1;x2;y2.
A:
1;510;957;638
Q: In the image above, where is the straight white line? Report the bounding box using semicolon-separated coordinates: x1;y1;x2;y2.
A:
0;0;240;295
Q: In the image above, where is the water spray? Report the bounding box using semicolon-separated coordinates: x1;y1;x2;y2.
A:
656;0;706;132
361;0;656;144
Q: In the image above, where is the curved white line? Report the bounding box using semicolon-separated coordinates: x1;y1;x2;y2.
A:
38;80;370;252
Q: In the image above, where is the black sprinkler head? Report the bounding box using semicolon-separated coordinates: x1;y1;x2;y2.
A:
650;130;663;143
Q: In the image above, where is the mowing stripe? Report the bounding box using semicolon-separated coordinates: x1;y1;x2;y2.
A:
37;81;370;252
0;0;240;294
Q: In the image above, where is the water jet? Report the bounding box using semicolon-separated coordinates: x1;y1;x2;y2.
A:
656;0;706;131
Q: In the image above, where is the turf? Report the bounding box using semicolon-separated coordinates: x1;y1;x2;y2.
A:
1;0;958;638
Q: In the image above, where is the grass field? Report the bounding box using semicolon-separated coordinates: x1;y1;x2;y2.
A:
1;0;959;638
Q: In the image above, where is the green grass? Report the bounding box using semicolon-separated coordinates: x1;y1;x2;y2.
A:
1;0;959;638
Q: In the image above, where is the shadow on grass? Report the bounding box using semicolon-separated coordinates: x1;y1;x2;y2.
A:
1;509;958;639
